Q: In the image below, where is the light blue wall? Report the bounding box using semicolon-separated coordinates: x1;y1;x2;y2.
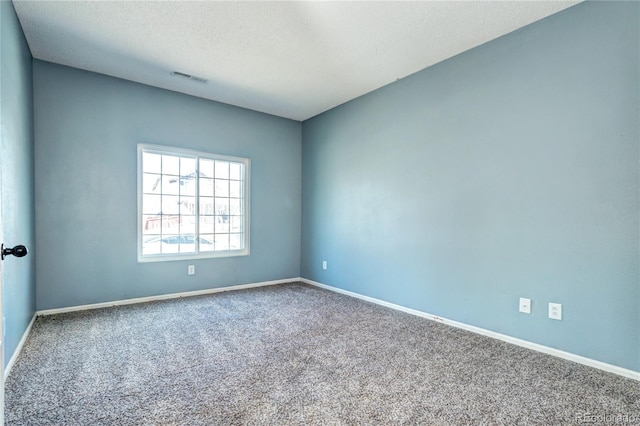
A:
1;0;36;368
34;61;301;310
301;2;640;372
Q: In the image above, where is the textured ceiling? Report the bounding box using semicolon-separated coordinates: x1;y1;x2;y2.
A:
13;1;580;121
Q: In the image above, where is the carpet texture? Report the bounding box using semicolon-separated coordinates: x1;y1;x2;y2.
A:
5;283;639;425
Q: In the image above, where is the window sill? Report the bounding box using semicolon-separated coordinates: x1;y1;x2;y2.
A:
137;249;250;263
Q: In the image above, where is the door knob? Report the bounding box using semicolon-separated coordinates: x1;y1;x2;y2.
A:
1;244;28;260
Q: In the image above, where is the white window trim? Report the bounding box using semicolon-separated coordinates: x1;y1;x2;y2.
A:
137;144;250;263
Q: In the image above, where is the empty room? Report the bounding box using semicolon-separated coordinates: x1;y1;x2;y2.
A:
1;0;638;424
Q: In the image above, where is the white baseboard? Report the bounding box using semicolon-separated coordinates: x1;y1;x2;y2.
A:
37;278;298;316
4;313;37;381
300;277;640;381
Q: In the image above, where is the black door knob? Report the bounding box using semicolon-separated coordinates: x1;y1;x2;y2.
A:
1;244;28;260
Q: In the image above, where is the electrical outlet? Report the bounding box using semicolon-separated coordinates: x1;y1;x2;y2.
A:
519;297;531;314
322;261;327;270
188;265;195;275
548;303;562;320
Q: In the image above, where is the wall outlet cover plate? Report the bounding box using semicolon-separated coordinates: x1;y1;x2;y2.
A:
549;302;562;320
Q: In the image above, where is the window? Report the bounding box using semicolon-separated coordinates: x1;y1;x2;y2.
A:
138;144;250;262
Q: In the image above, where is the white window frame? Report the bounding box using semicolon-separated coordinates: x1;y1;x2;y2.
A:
137;144;250;262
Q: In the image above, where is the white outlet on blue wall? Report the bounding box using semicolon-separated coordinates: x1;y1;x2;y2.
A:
549;303;562;320
322;261;327;270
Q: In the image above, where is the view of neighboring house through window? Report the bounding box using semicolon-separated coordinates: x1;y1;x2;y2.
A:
138;144;250;261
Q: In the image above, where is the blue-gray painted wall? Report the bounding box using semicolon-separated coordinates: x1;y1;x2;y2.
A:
19;1;640;374
0;0;36;368
301;2;640;371
34;61;301;310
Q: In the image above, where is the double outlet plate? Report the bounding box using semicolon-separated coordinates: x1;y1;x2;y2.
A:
519;298;562;320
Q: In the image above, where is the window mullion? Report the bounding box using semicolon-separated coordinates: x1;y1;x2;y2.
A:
195;156;200;254
178;155;182;253
159;154;163;242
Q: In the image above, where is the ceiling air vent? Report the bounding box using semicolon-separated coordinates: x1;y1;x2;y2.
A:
171;71;208;84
